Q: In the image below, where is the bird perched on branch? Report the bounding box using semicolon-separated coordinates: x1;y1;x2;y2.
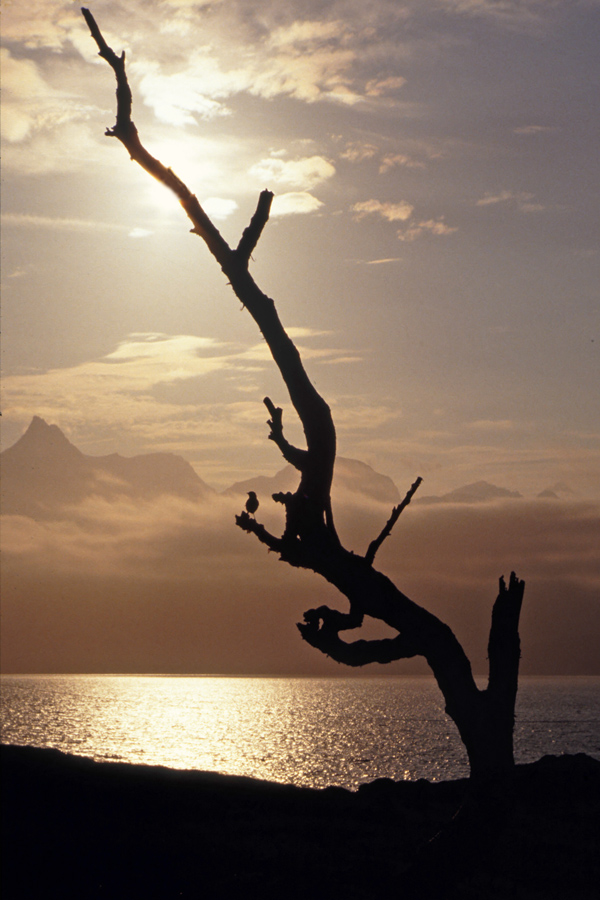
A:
245;491;259;516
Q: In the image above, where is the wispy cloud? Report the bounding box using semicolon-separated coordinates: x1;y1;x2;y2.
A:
361;258;403;265
352;199;414;222
436;0;548;32
476;190;545;212
2;331;358;470
0;49;78;143
365;75;407;97
466;419;515;432
379;153;426;173
352;199;457;241
248;155;335;190
340;142;379;163
1;213;131;233
132;58;232;126
513;124;556;135
397;218;458;241
202;198;239;220
271;192;324;216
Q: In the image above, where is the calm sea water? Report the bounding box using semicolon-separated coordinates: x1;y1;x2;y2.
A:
1;676;599;790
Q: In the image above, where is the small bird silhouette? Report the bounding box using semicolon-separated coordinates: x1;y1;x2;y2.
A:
245;491;259;515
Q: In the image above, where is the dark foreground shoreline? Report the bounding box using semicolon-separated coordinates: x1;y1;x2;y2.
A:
2;745;599;900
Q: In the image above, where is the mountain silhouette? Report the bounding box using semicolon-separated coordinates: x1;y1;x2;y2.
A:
416;480;522;505
537;482;576;500
3;419;528;520
225;457;401;506
1;417;214;519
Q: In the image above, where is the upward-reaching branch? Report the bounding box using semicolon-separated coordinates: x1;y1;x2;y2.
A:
236;191;275;264
365;476;423;565
81;7;230;264
82;7;338;539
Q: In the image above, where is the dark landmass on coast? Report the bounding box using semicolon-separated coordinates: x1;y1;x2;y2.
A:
2;745;599;900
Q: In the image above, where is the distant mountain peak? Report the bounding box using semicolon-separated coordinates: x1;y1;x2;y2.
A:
417;480;522;505
11;416;83;459
1;417;214;518
224;456;400;505
28;415;63;433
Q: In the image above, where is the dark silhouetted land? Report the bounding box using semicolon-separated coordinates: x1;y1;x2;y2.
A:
2;745;598;899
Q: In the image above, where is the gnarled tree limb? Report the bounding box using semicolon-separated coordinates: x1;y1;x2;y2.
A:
84;9;526;786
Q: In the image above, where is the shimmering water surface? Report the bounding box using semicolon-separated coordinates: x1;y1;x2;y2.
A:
1;676;599;789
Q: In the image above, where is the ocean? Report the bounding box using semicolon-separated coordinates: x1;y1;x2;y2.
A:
1;675;598;790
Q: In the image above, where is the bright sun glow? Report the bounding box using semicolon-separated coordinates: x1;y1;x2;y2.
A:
142;136;227;215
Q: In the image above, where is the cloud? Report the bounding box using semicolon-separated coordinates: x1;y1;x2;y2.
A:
1;331;358;474
0;48;106;175
340;142;379;163
1;333;238;446
126;14;363;112
352;199;414;222
202;197;239;220
365;75;407;97
271;192;324;216
467;419;515;432
257;19;360;104
476;190;545;212
352;200;457;242
0;1;82;50
379;153;426;173
1;213;132;233
436;0;547;32
248;155;335;190
513;125;555;135
2;490;598;674
397;218;458;241
128;227;154;238
361;258;403;265
0;48;87;144
132;58;232;125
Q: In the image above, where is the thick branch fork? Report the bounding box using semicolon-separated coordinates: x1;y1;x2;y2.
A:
82;7;271;272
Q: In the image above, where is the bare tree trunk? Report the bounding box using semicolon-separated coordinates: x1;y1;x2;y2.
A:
82;8;525;789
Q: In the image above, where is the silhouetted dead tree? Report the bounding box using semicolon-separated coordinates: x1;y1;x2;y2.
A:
83;9;525;787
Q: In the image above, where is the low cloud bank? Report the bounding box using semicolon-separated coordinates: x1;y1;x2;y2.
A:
2;490;598;675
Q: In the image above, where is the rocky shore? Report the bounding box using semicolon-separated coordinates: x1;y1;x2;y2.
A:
2;745;598;899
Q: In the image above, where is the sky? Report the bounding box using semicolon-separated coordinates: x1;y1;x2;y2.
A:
1;0;599;675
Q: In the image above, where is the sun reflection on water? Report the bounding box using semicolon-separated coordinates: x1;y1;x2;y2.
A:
2;675;598;789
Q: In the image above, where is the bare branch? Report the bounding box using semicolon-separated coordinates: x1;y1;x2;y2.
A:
365;476;423;565
236;191;274;263
235;511;283;553
263;397;307;469
83;8;338;542
81;7;230;263
298;606;421;666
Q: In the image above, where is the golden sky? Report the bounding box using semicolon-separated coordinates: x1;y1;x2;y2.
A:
1;0;599;674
